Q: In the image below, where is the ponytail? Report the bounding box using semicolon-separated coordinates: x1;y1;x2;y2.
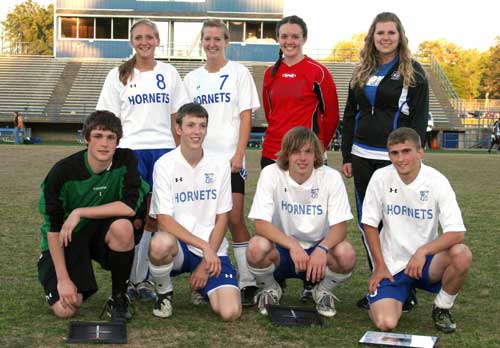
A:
270;49;283;78
119;55;137;85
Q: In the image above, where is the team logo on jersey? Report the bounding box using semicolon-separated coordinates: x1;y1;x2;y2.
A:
282;73;296;78
175;177;183;183
93;185;107;197
311;188;319;199
391;71;401;80
389;187;398;193
420;190;429;201
129;83;137;88
204;173;214;184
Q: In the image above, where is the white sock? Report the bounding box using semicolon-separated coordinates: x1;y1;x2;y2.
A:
129;230;153;284
149;262;173;295
248;263;277;289
128;244;140;284
318;268;352;292
434;289;457;309
233;242;256;288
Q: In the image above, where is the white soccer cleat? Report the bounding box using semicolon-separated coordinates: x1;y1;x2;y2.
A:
312;286;338;317
153;292;173;318
255;282;282;316
190;289;208;305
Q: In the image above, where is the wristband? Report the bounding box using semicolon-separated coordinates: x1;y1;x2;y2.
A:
316;244;329;253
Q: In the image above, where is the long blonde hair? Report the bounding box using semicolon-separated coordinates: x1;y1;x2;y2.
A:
118;19;159;85
351;12;415;88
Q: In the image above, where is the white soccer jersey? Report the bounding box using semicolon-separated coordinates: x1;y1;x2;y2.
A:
248;164;353;249
184;61;260;162
97;61;189;150
150;147;232;256
362;163;466;275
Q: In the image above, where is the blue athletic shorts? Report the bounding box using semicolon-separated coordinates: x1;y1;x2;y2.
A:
171;240;238;298
274;244;319;282
134;148;172;187
367;255;442;305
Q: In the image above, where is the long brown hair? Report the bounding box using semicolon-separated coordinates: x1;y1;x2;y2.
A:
270;15;308;78
118;19;159;85
351;12;415;88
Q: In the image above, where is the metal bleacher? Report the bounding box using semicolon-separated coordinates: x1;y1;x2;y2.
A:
0;56;66;120
59;59;122;119
0;56;461;133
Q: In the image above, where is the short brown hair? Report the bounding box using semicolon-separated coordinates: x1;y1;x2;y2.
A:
82;110;122;144
387;127;422;149
175;102;209;125
276;127;323;170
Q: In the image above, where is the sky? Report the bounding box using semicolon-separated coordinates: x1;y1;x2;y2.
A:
1;0;498;52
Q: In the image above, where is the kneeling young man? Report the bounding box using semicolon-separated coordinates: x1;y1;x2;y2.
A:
38;111;149;321
362;127;472;333
247;126;356;317
148;103;241;321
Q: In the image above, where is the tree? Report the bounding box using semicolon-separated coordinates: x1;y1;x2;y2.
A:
479;37;500;99
1;0;54;55
418;39;486;99
326;33;365;62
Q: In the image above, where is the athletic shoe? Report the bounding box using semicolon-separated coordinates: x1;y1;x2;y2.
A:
402;287;418;313
300;280;315;302
432;305;456;333
101;293;133;322
357;295;369;310
255;282;282;316
136;280;157;301
191;290;208;305
126;281;138;302
240;285;258;306
312;286;338;317
153;292;173;319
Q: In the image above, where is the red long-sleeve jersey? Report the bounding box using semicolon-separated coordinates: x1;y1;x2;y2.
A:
262;56;339;160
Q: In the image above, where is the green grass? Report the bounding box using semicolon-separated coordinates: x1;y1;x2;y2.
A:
1;145;499;348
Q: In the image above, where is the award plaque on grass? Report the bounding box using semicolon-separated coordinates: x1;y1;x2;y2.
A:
67;321;127;344
267;305;324;327
359;331;438;348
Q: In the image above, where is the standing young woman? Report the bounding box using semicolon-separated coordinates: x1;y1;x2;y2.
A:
260;15;339;300
261;15;339;169
183;20;261;305
97;19;189;300
340;12;429;309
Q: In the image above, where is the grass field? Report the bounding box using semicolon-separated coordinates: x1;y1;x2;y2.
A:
1;144;499;348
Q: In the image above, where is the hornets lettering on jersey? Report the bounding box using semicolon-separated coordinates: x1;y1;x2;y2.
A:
175;189;217;203
128;92;170;106
281;200;323;215
193;92;231;105
386;204;433;219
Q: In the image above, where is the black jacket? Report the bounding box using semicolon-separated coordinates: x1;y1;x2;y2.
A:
341;59;429;163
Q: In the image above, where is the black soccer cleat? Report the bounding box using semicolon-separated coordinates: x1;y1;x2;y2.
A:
240;285;259;306
357;295;369;310
402;287;418;313
300;280;315;302
432;305;456;333
101;293;134;322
